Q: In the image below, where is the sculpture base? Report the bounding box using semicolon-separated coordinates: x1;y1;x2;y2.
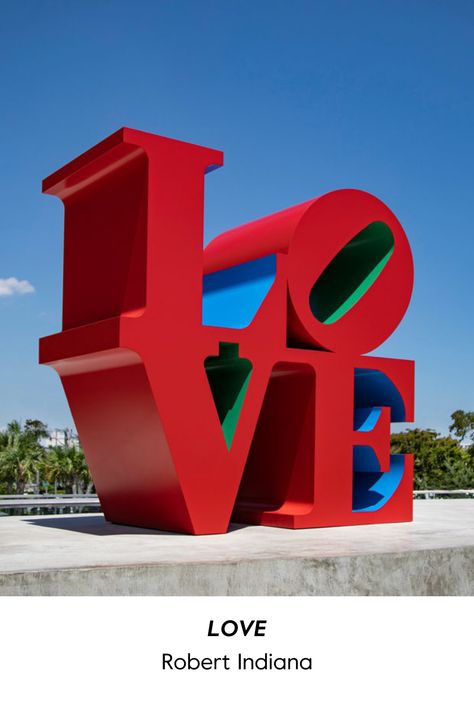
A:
0;501;472;595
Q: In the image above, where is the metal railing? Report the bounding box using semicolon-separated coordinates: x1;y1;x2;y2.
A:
414;490;474;499
0;494;97;499
0;495;99;508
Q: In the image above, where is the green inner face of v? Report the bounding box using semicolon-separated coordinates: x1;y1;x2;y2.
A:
205;343;252;450
309;221;394;325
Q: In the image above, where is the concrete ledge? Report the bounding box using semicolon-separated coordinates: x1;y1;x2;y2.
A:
0;501;473;595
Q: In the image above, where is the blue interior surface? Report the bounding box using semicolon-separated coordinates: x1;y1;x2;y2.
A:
354;369;406;422
353;454;405;512
352;371;407;512
354;406;382;432
202;255;276;329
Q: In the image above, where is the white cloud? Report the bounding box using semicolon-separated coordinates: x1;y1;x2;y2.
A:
0;277;35;297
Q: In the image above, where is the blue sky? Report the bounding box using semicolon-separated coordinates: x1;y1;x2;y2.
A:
0;0;472;434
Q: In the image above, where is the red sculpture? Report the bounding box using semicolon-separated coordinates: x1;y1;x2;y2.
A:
40;128;414;534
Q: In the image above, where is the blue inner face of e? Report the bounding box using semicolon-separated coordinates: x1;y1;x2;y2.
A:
352;370;407;512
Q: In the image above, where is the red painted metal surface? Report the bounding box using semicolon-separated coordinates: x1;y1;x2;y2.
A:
40;128;414;534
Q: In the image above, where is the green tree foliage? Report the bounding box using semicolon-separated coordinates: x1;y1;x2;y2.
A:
391;428;474;489
449;410;474;443
391;409;474;490
44;446;93;495
0;421;44;494
0;420;93;495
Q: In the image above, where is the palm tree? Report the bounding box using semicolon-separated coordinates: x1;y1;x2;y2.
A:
43;446;65;495
0;420;46;494
44;445;93;495
0;420;93;496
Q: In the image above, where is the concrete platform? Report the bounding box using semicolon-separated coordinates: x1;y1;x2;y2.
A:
0;500;472;595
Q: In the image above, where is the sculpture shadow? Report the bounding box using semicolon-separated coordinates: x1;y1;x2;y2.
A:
25;515;249;537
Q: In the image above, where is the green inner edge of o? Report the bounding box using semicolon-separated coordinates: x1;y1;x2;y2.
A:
309;221;395;325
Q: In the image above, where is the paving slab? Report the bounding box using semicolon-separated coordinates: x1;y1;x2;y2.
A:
0;500;472;595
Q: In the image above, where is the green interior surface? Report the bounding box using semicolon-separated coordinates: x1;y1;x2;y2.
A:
309;221;394;324
205;343;252;450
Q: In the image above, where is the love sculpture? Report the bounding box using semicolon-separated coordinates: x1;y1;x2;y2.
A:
40;128;414;534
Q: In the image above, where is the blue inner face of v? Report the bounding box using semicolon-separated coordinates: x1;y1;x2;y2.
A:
202;255;277;329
